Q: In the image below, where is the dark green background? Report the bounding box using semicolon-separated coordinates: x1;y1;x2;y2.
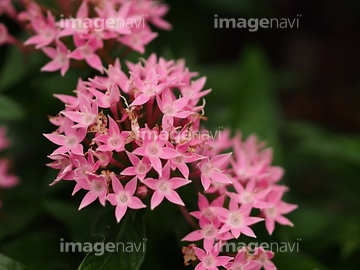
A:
1;0;360;269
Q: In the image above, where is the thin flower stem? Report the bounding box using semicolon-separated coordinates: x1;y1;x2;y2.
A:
178;205;197;229
110;158;125;169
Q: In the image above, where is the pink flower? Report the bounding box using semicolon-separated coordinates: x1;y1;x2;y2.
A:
262;186;298;235
89;84;120;109
166;142;204;179
190;193;225;222
46;154;74;185
252;247;276;270
94;116;129;152
71;151;98;182
62;93;98;129
0;0;17;17
0;159;19;188
132;127;177;176
95;1;132;35
41;39;70;76
193;242;232;270
43;118;86;156
77;173;109;209
107;176;146;222
130;68;168;106
227;180;271;210
118;27;158;54
121;152;151;181
231;134;276;182
182;217;232;251
198;153;233;191
180;76;211;106
216;199;264;239
69;35;103;73
225;248;261;270
24;11;58;49
0;23;16;46
143;162;191;210
146;2;172;30
157;91;191;128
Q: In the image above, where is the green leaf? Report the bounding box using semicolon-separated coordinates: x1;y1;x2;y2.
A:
0;230;78;270
43;199;94;243
78;209;146;270
0;45;43;93
274;251;330;270
0;95;25;121
0;198;40;242
0;254;25;270
283;121;360;165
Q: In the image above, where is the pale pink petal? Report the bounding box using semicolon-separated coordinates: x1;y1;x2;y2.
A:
182;230;203;242
115;205;127;222
125;177;137;195
128;197;146;209
78;191;97;210
165;190;184;206
150;191;164;210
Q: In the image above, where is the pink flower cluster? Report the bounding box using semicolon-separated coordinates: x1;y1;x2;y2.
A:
19;0;171;75
44;54;297;269
0;127;19;208
180;132;297;269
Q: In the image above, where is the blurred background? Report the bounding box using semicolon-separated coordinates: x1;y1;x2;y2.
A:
1;0;360;269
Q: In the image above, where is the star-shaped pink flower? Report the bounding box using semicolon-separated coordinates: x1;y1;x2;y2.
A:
143;162;191;210
107;176;146;222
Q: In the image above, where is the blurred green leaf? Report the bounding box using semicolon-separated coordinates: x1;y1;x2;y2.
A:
1;230;76;270
283;121;360;165
43;199;94;243
0;46;43;93
338;217;360;259
0;95;25;121
0;198;41;242
0;254;24;270
78;209;146;270
274;251;330;270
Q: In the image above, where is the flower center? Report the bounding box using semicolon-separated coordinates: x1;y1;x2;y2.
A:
137;163;147;174
147;145;159;156
93;181;104;192
158;181;169;193
241;191;252;203
229;212;242;227
203;225;216;238
173;155;183;163
109;136;122;148
164;105;175;115
83;113;96;125
203;208;215;220
266;207;276;218
118;192;129;203
201;162;213;175
204;256;214;267
232;263;244;270
66;136;77;147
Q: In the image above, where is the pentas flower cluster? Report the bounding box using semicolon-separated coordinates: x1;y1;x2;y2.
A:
20;0;171;75
44;54;296;269
0;127;19;208
179;132;297;269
